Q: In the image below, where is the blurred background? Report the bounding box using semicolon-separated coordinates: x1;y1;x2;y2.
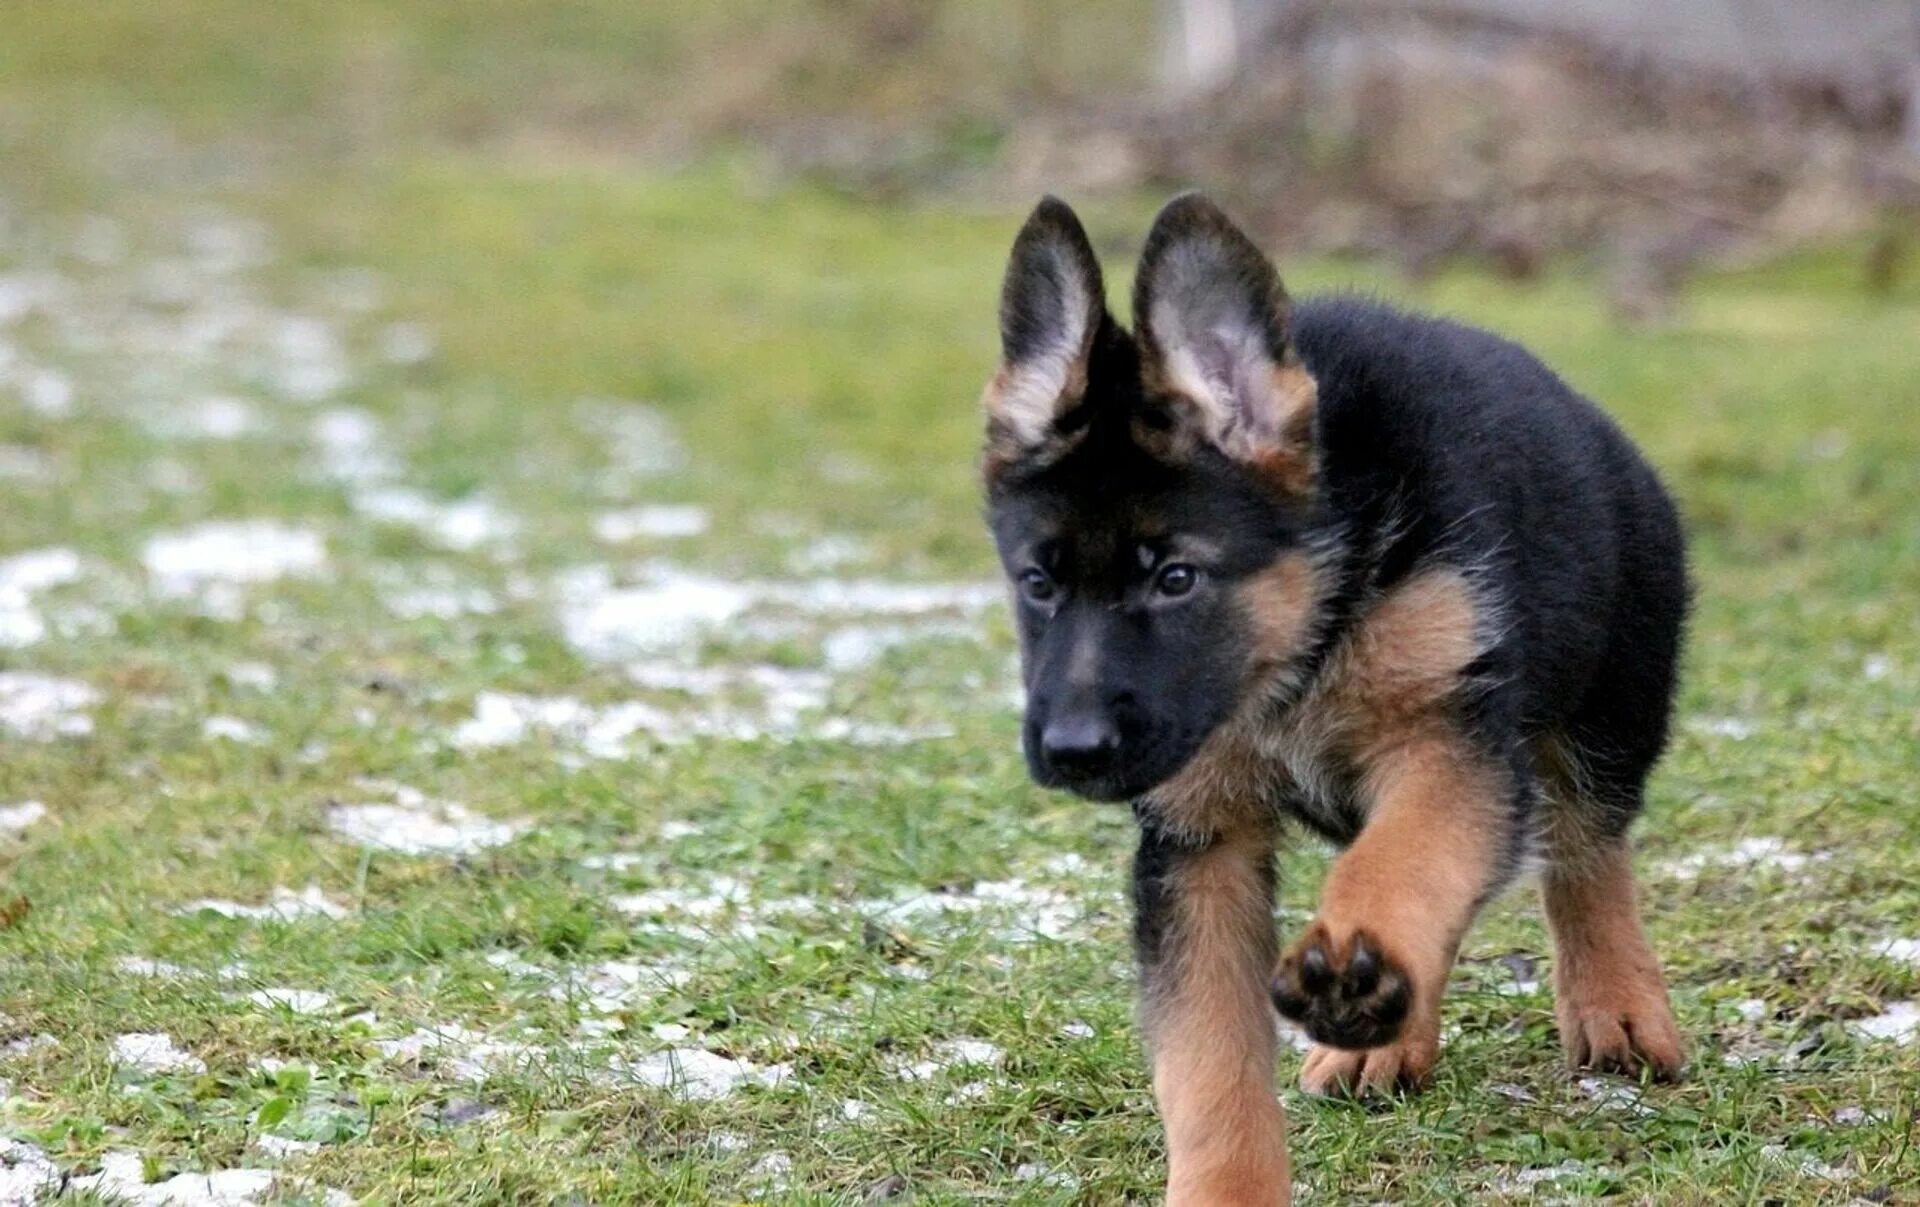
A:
11;1;1920;310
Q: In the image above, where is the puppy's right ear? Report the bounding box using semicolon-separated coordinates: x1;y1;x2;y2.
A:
982;197;1110;471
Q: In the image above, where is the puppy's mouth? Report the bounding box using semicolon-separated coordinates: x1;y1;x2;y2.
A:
1024;733;1202;804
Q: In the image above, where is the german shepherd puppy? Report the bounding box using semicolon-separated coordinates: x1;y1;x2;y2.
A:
981;195;1687;1204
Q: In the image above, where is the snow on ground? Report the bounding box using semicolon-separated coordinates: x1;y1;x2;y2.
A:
592;504;709;542
891;1038;1004;1082
311;408;399;484
327;785;527;856
1851;1001;1920;1044
201;714;264;743
1870;937;1920;964
112;1032;207;1076
1659;837;1830;879
575;399;687;481
609;1047;790;1100
0;801;47;833
350;486;517;552
69;1148;351;1207
0;672;99;739
242;988;333;1015
141;520;326;619
176;885;349;922
0;1138;58;1207
0;546;81;647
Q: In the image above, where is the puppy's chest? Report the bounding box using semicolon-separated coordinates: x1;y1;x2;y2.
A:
1250;701;1369;843
1250;566;1491;841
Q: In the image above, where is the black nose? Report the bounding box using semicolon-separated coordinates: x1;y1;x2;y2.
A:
1041;713;1121;774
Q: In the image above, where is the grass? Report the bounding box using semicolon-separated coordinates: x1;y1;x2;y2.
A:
3;7;1920;1204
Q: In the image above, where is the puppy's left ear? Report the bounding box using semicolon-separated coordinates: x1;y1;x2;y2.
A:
982;197;1112;472
1133;193;1317;492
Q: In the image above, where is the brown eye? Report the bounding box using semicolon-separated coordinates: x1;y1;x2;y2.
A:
1019;568;1056;603
1155;563;1199;598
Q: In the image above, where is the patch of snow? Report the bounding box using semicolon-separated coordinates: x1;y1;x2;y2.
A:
894;1038;1002;1081
659;820;702;841
1061;1021;1096;1040
1691;716;1755;741
0;672;98;738
592;505;709;542
225;662;278;690
1870;937;1920;965
142;521;326;619
1014;1162;1079;1190
67;1148;342;1206
0;1138;58;1207
378;321;433;365
610;1048;789;1100
1490;1160;1594;1192
311;408;398;484
2;1035;55;1057
243;988;332;1015
0;445;51;482
351;486;516;551
382;584;498;620
579;852;647;872
268;315;349;401
0;548;82;645
252;1135;321;1160
1660;837;1829;879
119;957;190;979
327;788;527;856
0;801;47;833
1575;1076;1653;1115
1760;1144;1844;1181
745;1152;792;1188
202;715;263;743
859;878;1087;944
558;959;692;1015
145;394;258;440
785;534;870;573
839;1099;872;1123
609;876;749;922
1862;654;1891;681
20;368;74;417
1732;998;1770;1023
113;1032;206;1076
576;399;687;480
554;565;751;660
1851;1001;1920;1044
177;885;348;922
821;619;979;670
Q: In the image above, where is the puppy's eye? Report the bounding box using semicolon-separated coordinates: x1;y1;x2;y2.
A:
1154;563;1199;598
1019;568;1057;603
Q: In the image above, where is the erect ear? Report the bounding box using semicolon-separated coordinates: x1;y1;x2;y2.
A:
1132;192;1317;491
981;196;1111;470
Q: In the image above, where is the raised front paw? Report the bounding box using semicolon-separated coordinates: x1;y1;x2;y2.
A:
1269;923;1411;1050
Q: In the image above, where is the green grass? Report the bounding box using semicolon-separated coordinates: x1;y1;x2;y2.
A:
3;7;1920;1205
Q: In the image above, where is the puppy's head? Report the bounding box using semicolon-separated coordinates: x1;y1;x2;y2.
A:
981;194;1329;802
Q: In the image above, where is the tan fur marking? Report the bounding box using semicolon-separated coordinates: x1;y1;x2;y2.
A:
1325;569;1481;758
1541;837;1684;1079
1148;825;1292;1206
1241;553;1321;673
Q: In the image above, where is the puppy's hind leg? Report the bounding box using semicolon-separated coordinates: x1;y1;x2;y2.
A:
1540;820;1684;1081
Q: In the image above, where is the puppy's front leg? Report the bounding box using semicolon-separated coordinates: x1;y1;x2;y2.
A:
1270;736;1515;1096
1135;819;1291;1207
